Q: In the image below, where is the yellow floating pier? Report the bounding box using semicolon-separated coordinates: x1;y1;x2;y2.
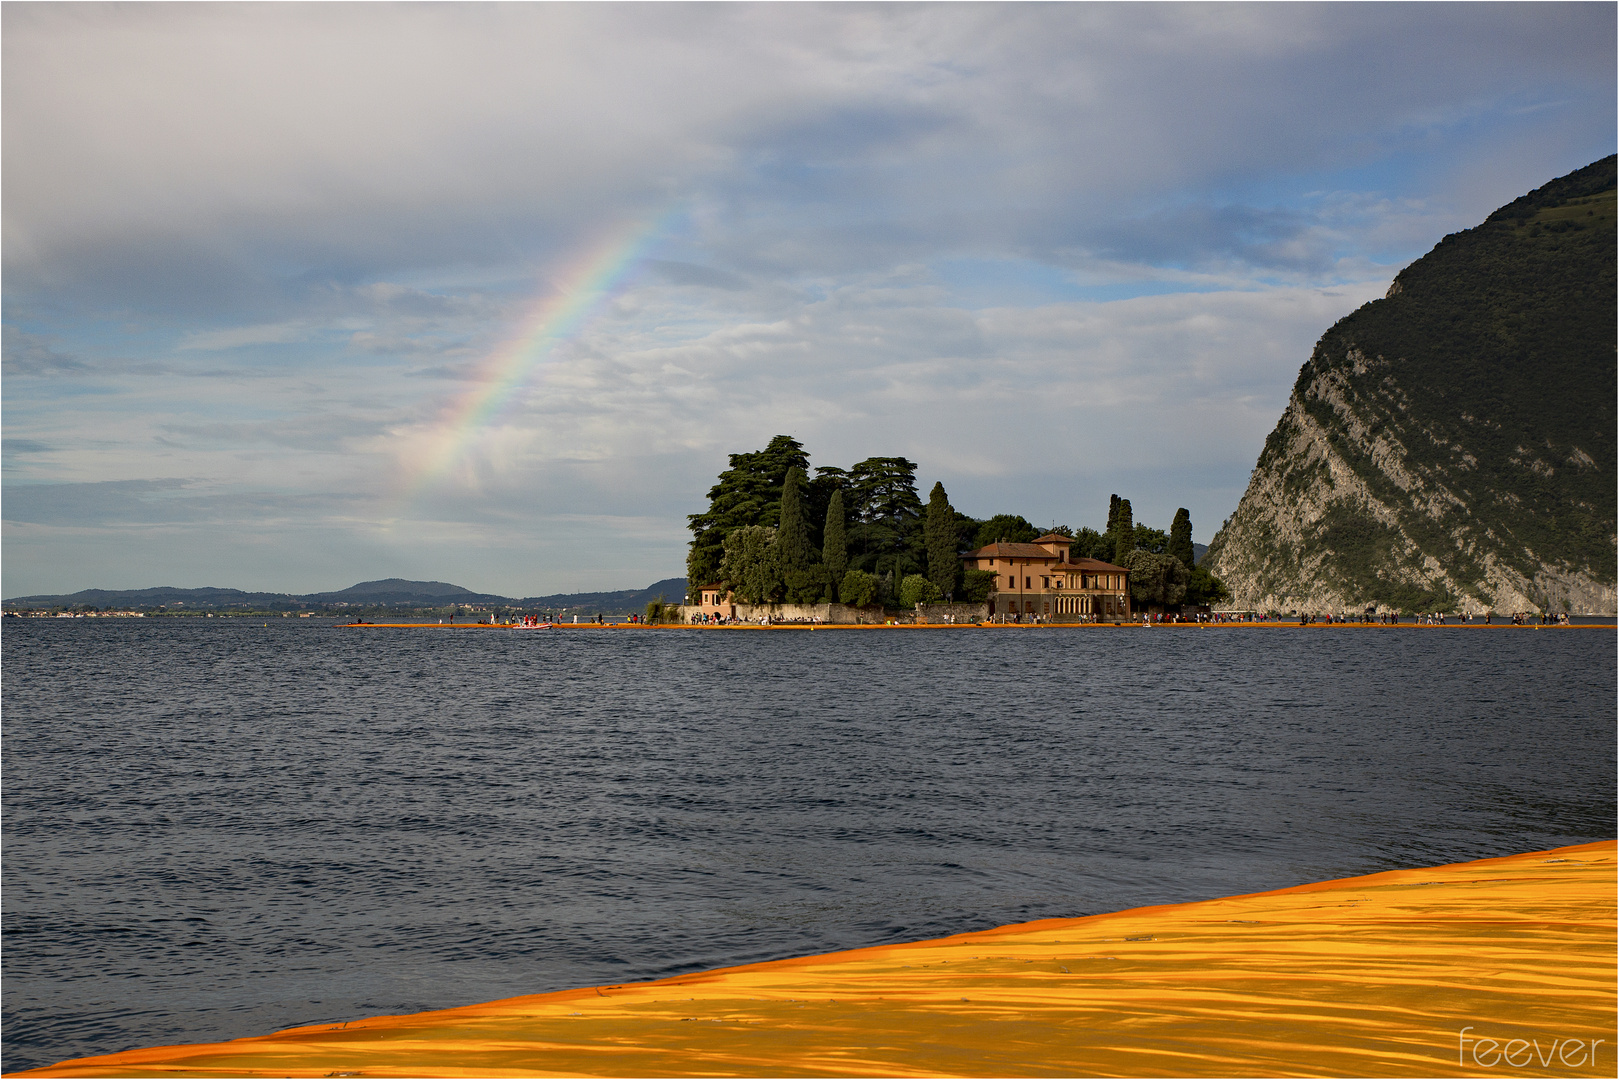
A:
16;841;1615;1078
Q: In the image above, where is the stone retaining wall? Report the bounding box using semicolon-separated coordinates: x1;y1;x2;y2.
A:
914;602;991;624
674;603;890;625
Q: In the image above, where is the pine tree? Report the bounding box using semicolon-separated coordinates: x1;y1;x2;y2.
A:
1168;508;1195;569
685;436;809;600
1113;498;1134;565
822;488;848;601
924;481;958;599
845;457;923;579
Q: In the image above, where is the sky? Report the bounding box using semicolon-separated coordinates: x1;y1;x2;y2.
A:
4;2;1614;598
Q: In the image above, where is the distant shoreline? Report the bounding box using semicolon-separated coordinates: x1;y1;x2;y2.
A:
338;620;1618;630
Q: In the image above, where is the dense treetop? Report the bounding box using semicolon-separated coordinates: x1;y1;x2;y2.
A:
686;439;1224;608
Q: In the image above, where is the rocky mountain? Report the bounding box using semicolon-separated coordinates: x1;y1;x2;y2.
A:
1204;157;1616;615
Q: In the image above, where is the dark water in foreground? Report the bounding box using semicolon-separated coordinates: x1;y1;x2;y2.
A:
3;620;1614;1071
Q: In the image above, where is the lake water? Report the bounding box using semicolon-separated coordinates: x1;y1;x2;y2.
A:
3;619;1614;1072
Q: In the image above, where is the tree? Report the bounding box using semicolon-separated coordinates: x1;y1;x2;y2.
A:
846;457;923;580
1113;499;1134;564
923;482;959;598
1184;565;1231;607
722;526;782;604
822;488;848;601
806;466;848;552
1168;508;1195;568
1069;527;1109;560
1123;550;1189;608
961;568;999;603
900;574;943;608
840;569;880;607
971;514;1039;550
953;509;984;555
1133;524;1168;554
685;436;809;600
777;466;815;582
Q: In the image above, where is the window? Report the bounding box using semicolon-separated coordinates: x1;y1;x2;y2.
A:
1008;575;1015;588
1025;577;1031;589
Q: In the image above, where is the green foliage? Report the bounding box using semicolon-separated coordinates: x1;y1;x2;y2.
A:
924;482;959;598
1183;565;1230;607
644;598;678;624
899;573;943;608
783;568;823;605
1168;509;1195;568
1132;524;1167;554
972;514;1038;549
1124;550;1188;607
1266;156;1617;593
961;568;999;603
1113;499;1134;564
721;525;782;604
846;457;924;580
952;509;983;559
1068;527;1109;561
822;488;848;600
806;466;848;552
686;436;808;599
840;569;881;607
775;466;816;577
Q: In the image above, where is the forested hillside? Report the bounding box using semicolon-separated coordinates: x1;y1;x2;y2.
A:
1204;156;1617;614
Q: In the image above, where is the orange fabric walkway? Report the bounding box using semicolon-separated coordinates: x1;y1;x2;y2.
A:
16;841;1615;1078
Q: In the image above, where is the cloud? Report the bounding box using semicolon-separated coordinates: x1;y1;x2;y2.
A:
178;322;312;351
2;326;90;376
0;4;1611;595
5;4;1612;313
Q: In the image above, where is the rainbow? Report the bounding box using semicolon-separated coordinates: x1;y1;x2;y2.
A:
399;212;674;502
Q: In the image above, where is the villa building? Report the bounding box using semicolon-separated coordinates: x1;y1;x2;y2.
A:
962;534;1132;620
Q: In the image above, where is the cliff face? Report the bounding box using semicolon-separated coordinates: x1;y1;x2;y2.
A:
1204;157;1617;615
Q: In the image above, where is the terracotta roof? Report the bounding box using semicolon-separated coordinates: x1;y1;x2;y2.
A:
1066;557;1129;572
962;542;1070;560
1031;533;1072;544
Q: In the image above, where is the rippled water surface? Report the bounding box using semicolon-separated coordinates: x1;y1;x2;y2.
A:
4;619;1614;1071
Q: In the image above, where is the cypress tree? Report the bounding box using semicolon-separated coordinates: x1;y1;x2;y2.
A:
924;481;957;599
1168;508;1195;568
776;467;814;574
1113;498;1134;564
822;488;848;601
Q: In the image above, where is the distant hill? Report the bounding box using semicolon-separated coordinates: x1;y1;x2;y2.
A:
1204;156;1617;614
517;577;689;612
303;579;492;605
4;576;690;613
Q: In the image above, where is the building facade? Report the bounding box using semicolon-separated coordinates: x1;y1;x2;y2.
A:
692;585;737;621
963;534;1132;620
